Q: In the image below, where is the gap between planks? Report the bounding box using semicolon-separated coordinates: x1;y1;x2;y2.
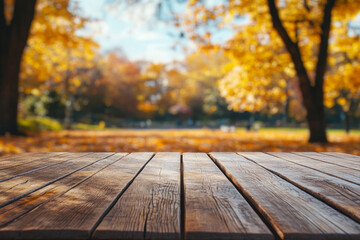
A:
238;152;360;224
1;152;360;240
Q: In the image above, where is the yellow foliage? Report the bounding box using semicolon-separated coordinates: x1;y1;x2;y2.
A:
137;102;156;112
184;0;360;117
20;0;98;96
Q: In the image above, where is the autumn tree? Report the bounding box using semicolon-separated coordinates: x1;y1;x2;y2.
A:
0;0;96;134
184;0;360;142
266;0;336;142
325;21;360;133
0;0;37;135
101;52;142;119
180;48;230;121
17;0;97;129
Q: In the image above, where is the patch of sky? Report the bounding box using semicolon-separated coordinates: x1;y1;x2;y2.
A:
74;0;246;63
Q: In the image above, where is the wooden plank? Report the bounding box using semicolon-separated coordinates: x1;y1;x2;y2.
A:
0;153;128;227
269;152;360;185
94;152;181;240
239;152;360;223
0;152;47;162
295;152;360;171
0;152;43;162
183;153;273;240
321;152;360;162
0;152;113;207
210;152;360;240
0;152;91;182
0;152;154;240
0;152;65;170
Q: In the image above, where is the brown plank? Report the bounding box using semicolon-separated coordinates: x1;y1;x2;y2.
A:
0;152;113;207
269;152;360;185
0;152;91;182
321;152;360;161
183;153;273;240
239;152;360;223
0;152;48;162
295;152;360;171
210;152;360;240
94;152;181;240
0;153;128;227
0;152;154;240
0;152;65;170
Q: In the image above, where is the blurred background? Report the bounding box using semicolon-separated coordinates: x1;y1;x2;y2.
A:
0;0;359;155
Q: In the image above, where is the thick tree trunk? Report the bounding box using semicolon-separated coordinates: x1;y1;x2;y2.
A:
0;51;21;134
306;94;327;142
296;75;328;142
267;0;334;143
0;0;37;135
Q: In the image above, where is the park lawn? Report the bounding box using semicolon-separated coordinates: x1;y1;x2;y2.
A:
0;128;359;156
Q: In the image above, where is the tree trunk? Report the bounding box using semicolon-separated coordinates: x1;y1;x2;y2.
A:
64;94;74;130
344;99;355;134
267;0;334;143
63;69;73;130
344;111;350;134
306;93;327;142
283;82;290;124
0;0;37;135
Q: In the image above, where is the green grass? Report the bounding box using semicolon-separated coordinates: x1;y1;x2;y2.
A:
72;123;105;130
18;117;63;131
252;127;360;135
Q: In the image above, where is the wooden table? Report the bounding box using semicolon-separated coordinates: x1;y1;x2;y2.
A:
0;152;359;240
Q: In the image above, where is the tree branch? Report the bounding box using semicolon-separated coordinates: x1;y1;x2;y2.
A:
303;0;311;12
314;0;335;89
267;0;311;91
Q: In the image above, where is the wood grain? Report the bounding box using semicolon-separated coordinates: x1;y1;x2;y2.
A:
0;152;113;208
295;152;360;171
210;152;360;240
268;152;360;185
0;153;128;227
0;152;154;240
0;152;90;181
94;152;181;240
183;153;273;240
0;152;65;170
321;152;360;162
239;152;360;223
0;152;50;162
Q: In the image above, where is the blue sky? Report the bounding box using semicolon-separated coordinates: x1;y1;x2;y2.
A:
76;0;236;63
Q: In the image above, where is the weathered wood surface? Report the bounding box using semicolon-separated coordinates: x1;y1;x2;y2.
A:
0;152;153;240
94;152;181;240
0;152;90;182
0;152;110;207
239;152;360;223
0;152;359;240
0;152;65;171
210;152;360;240
0;153;128;227
321;152;360;162
183;153;273;240
295;152;360;171
269;152;360;185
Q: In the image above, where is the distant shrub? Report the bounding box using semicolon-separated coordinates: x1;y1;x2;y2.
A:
72;122;106;130
18;117;63;131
